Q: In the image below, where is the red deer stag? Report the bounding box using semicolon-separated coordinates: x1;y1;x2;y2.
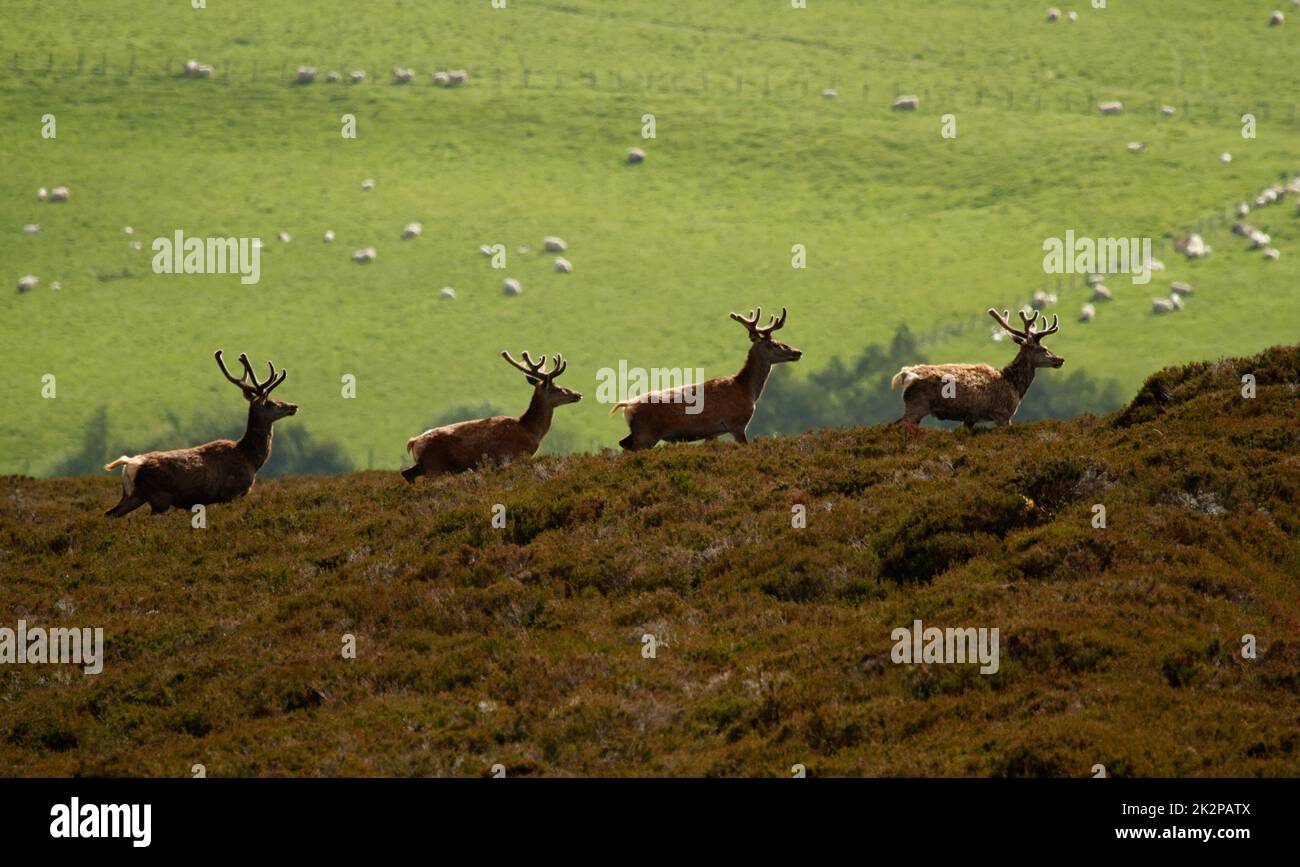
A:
891;308;1063;428
610;306;802;450
104;351;298;516
401;351;581;481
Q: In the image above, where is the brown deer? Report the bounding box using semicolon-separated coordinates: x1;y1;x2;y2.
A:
610;306;802;450
891;308;1063;428
401;351;581;481
104;351;298;516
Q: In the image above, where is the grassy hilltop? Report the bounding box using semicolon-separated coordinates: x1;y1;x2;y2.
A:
2;0;1299;473
0;346;1296;776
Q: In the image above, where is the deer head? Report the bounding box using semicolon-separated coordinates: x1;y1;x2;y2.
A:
214;350;299;423
501;351;582;406
988;308;1064;368
730;306;803;363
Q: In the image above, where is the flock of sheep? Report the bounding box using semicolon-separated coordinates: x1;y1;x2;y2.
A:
1018;165;1297;332
1049;7;1288;26
184;59;471;87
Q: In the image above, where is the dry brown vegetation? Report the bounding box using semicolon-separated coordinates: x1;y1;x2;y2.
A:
1;347;1297;777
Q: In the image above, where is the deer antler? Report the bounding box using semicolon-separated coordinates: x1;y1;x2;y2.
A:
501;350;564;382
1030;313;1059;342
215;349;251;389
215;350;286;396
756;306;787;337
730;307;763;332
988;308;1028;339
731;306;787;339
237;353;266;391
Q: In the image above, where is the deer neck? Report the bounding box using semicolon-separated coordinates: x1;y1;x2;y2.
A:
1002;349;1037;398
237;408;275;469
519;389;553;443
736;344;773;403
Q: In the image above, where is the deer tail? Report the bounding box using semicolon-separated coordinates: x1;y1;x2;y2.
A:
890;367;916;390
608;401;632;417
405;437;418;455
104;455;132;471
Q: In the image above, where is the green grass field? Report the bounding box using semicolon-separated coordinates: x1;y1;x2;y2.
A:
2;0;1298;474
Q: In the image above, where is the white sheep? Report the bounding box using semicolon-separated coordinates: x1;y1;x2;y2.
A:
892;95;919;111
361;178;375;191
1237;202;1250;217
1067;10;1078;22
502;277;522;296
1170;281;1193;296
1152;297;1176;314
822;88;838;98
432;71;450;86
479;244;494;256
183;60;200;76
1262;247;1280;260
1160;105;1176;116
325;70;340;83
17;275;38;292
1098;101;1123;115
543;236;567;252
627;147;646;163
1248;229;1271;249
277;231;291;243
392;67;415;84
1079;303;1095;322
1091;283;1112;302
1176;233;1209;259
196;64;213;78
448;70;468;85
554;258;573;273
350;71;366;83
1126;141;1146;153
1220;152;1232;163
1270;11;1285;25
323;230;335;243
402;222;423;239
37;187;47;200
1045;8;1061;21
352;246;377;263
440;287;456;300
22;224;41;234
296;66;318;84
49;186;70;202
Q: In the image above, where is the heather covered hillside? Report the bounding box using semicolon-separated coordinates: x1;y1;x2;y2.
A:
0;346;1297;776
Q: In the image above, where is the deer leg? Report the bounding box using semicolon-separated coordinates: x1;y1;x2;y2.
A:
728;425;749;445
895;402;926;425
105;494;145;518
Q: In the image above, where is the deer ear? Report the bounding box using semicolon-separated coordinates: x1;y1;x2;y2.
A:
525;376;542;386
1012;335;1027;345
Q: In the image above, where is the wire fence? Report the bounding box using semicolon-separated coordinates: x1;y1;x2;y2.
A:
5;48;1299;128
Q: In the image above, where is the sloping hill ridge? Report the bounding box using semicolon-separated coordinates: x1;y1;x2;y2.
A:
1;347;1297;776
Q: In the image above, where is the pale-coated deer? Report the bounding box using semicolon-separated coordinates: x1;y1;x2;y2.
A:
891;308;1063;428
104;351;298;516
610;306;802;450
401;351;581;481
